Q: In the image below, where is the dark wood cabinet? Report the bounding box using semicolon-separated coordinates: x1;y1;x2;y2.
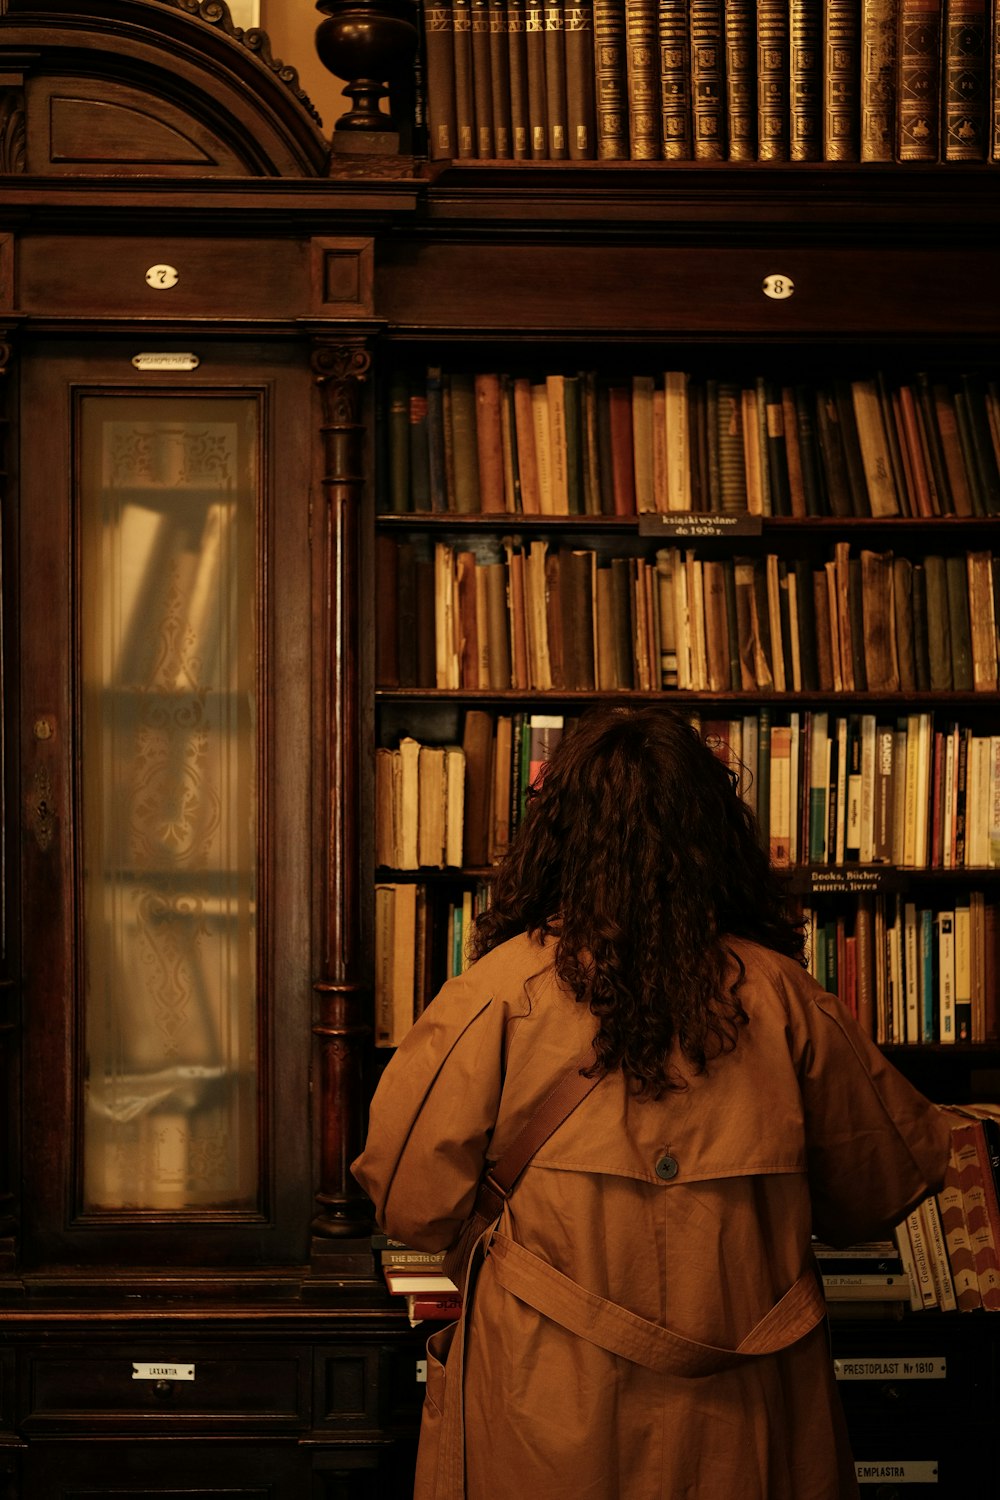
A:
1;3;1000;1497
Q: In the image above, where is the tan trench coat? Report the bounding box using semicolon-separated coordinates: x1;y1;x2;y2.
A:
352;933;952;1500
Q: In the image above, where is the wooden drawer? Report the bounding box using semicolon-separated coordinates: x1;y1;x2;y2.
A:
21;1342;311;1433
22;1438;309;1500
375;241;1000;338
15;234;373;321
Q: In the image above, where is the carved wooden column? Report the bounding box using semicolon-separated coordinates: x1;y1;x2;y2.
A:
0;327;18;1272
311;338;373;1252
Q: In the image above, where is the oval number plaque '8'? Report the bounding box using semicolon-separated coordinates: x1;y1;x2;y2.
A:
762;274;795;300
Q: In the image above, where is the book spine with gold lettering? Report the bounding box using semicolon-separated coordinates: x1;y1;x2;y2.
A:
565;0;597;157
943;0;988;160
757;0;789;160
860;0;896;161
689;0;726;160
625;0;660;158
544;0;570;157
724;0;756;160
525;0;550;156
507;0;532;158
594;0;629;157
824;0;859;159
452;0;477;156
470;0;497;155
897;0;942;160
789;0;822;160
488;0;513;156
658;0;692;158
425;1;458;158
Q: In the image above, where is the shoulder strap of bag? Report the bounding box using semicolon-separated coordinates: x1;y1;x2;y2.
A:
474;1045;602;1220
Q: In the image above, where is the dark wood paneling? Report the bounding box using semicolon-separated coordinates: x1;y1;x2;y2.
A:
375;242;1000;338
17;236;313;322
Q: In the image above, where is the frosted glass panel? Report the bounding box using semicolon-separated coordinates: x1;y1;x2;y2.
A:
79;397;258;1213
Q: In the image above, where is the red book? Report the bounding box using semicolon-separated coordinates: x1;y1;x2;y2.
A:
951;1120;1000;1310
407;1293;463;1324
607;383;636;515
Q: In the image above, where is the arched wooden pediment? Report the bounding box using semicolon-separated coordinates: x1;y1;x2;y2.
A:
0;0;330;177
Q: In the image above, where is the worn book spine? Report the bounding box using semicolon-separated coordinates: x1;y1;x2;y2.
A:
756;0;789;161
897;0;942;161
690;0;726;159
659;0;692;157
525;0;549;158
924;553;953;689
625;0;660;158
911;560;931;690
449;374;482;512
764;380;792;516
794;386;824;516
565;0;597;156
944;0;988;160
860;0;896;160
823;0;859;159
594;0;629;157
716;382;747;511
945;552;974;690
851;377;900;517
789;0;822;160
834;379;870;516
724;0;756;159
543;0;570;156
488;0;513;155
915;370;953;514
387;373;411;513
815;388;854;518
967;550;999;691
506;0;532;156
453;0;478;156
425;0;459;157
475;373;506;513
470;0;496;156
861;548;900;693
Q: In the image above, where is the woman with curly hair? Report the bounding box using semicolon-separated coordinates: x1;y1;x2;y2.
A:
353;705;951;1500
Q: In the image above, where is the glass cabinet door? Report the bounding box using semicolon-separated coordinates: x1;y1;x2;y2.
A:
78;396;258;1216
18;344;314;1267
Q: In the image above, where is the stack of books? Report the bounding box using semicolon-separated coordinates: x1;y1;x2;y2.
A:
422;0;997;163
376;1235;462;1326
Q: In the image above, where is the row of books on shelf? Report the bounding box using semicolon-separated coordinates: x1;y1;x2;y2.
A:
374;873;1000;1048
374;880;489;1046
383;367;1000;518
422;0;1000;164
801;892;999;1046
377;710;1000;874
378;538;1000;696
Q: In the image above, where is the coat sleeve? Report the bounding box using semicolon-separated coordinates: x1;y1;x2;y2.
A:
783;966;953;1247
350;967;519;1251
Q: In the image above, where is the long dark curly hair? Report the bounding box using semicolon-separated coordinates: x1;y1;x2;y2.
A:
470;705;805;1096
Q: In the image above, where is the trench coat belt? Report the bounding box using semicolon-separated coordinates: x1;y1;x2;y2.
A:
487;1231;828;1378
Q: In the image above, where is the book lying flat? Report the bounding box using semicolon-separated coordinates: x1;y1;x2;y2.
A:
384;1269;460;1295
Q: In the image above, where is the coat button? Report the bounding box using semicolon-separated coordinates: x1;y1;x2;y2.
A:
654;1153;679;1181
